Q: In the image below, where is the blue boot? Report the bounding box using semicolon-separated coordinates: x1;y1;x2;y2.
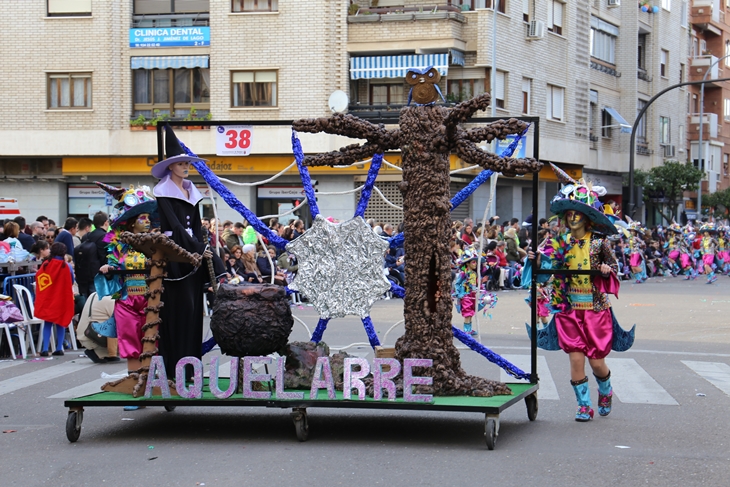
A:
594;371;613;417
571;377;594;422
707;271;718;284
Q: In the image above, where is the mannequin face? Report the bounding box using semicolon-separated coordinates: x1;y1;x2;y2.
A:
170;161;190;179
132;214;151;233
564;210;587;233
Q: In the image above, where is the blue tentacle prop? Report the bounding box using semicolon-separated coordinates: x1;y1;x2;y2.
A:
450;126;529;210
390;282;405;298
292;130;320;219
201;336;217;355
388;232;404;249
173;131;289;250
310;318;330;343
452;326;531;380
361;316;381;348
355;153;384;218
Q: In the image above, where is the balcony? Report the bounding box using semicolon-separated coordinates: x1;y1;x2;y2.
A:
692;0;723;35
689;55;726;87
690;112;719;138
348;4;466;54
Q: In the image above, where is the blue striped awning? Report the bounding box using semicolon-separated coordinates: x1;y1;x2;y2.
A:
450;50;465;66
131;56;209;70
350;53;449;80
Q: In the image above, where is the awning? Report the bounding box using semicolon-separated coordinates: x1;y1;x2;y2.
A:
131;55;209;70
350;53;449;80
602;106;632;134
449;50;465;66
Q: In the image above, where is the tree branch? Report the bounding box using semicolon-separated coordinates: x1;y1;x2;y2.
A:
454;136;542;176
444;93;491;130
462;118;530;144
298;142;385;167
292;113;400;149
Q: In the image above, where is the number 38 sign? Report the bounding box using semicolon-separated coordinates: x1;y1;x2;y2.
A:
216;125;253;156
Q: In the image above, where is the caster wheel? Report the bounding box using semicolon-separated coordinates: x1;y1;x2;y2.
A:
164;405;176;412
66;410;83;443
485;418;496;450
291;409;309;442
525;392;538;421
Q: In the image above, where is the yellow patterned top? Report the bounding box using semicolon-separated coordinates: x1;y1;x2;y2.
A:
123;251;148;296
566;232;593;310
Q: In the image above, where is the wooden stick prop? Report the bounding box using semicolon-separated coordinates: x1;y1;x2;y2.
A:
101;232;201;397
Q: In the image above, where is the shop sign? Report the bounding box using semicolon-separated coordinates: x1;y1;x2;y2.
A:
68;185;107;198
129;27;210;48
258;187;305;199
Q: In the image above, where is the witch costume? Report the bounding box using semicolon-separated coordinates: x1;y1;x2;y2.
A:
526;163;634;422
152;126;226;378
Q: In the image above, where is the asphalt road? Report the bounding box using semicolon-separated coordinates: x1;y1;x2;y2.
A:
1;276;729;487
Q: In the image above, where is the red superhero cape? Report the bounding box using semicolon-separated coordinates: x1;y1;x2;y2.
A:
34;258;74;327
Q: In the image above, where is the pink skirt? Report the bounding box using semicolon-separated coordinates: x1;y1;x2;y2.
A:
680;253;692;268
460;293;475;318
703;254;715;266
556;308;613;359
536;298;550;318
114;294;147;360
668;250;679;261
629;253;642;267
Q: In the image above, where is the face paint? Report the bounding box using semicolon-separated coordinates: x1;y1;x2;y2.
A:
565;210;587;232
133;213;151;233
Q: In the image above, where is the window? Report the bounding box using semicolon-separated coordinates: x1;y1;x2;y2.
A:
447;78;486;103
483;1;507;13
232;0;278;12
662;0;670;11
134;68;210;117
232;71;277;107
522;0;530;22
692;93;698;114
591;17;619;65
48;0;91;16
48;73;92;109
660;50;668;78
547;0;564;36
680;0;688;28
638;34;647;70
692;37;698;58
700;39;707;56
494;70;506;109
601;110;613;138
637;99;648;144
659;116;670;144
726;41;730;67
369;84;404;105
521;78;531;114
134;0;209;14
724;99;730;121
679;63;685;84
679;125;684;152
546;84;564;121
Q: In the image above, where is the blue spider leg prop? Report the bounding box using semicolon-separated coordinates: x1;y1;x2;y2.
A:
390;282;405;298
361;316;381;348
388;232;404;249
434;84;446;103
292;130;320;219
173;130;289;250
354;153;384;218
452;326;531;380
450;126;529;210
310;318;330;343
201;336;217;356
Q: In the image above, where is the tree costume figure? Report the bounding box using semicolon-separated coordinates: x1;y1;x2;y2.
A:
293;72;541;396
96;183;157;378
528;165;634;421
152;126;226;378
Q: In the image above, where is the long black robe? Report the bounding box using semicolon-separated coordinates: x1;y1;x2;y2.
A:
154;182;225;378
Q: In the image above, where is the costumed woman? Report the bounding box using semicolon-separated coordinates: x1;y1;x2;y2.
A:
96;183;157;381
626;219;647;283
152;125;226;379
527;167;634;422
452;247;497;337
699;223;719;284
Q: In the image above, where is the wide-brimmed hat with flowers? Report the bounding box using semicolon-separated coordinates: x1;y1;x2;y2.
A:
456;247;479;267
548;163;618;235
699;222;718;234
96;182;157;229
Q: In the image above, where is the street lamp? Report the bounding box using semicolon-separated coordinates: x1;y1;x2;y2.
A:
697;53;730;222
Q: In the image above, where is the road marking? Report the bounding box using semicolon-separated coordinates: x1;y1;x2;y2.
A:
682;361;730;397
605;358;678;405
0;361;96;397
491;346;730;358
48;369;127;399
0;361;25;372
500;355;559;400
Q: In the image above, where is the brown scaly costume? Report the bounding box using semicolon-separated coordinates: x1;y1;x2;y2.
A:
293;93;542;397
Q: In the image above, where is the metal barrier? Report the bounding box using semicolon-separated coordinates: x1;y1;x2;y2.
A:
2;273;36;305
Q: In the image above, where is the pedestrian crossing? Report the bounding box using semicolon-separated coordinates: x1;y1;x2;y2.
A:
0;354;729;405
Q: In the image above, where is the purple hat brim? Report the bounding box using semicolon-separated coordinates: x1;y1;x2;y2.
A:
151;154;206;179
550;199;618;235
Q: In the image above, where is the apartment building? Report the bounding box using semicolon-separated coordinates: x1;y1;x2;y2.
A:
688;0;730;221
0;0;689;227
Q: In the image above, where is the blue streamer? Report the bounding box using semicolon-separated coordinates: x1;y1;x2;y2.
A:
292;130;320;219
173;131;289;250
388;232;404;249
310;318;330;343
450;126;530;211
452;326;531;380
361;316;381;348
355;153;384;218
390;282;405;298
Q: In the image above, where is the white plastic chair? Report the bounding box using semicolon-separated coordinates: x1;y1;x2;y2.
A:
12;284;40;357
13;284;77;353
0;319;30;360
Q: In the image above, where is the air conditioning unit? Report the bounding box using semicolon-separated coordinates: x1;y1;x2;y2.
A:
526;20;546;40
608;0;620;7
663;144;676;158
